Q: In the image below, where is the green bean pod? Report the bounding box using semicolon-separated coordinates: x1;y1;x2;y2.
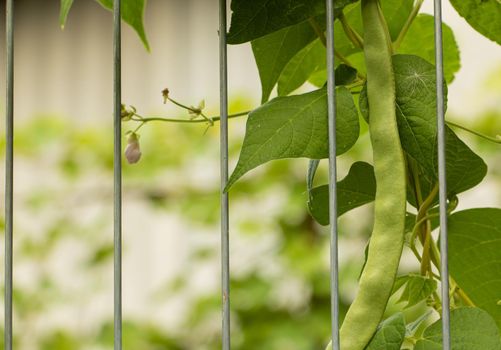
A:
338;0;406;349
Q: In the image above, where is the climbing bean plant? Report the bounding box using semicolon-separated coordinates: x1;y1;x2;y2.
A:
61;0;501;349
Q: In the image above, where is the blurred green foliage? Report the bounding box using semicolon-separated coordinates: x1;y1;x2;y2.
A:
0;84;499;348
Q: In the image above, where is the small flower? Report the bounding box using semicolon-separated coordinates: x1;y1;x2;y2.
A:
162;88;170;104
188;99;205;119
124;132;142;164
121;104;136;121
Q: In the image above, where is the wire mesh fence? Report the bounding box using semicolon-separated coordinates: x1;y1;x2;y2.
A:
3;0;452;349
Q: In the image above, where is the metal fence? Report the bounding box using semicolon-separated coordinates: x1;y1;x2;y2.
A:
3;0;451;349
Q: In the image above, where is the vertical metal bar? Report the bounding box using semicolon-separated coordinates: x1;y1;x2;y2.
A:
326;0;340;349
433;1;450;349
113;0;123;349
219;0;231;349
4;0;14;348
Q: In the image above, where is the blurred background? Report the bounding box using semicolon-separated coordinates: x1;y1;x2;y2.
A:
0;0;500;349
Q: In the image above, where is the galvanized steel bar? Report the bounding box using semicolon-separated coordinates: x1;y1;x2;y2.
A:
326;0;340;349
433;1;451;348
219;0;231;349
4;0;14;348
113;0;123;348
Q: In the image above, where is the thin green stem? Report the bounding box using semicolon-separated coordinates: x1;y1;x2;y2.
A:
346;79;366;89
167;97;213;125
132;121;145;133
417;184;439;220
132;110;249;125
420;224;433;276
308;17;366;79
167;97;196;112
447;120;501;144
429;241;476;307
308;17;327;46
339;11;364;49
410;185;438;254
410;183;438;276
393;0;424;51
431;290;442;312
456;286;476;307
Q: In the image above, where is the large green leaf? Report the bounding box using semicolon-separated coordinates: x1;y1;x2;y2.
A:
448;208;501;328
252;21;317;103
308;162;376;226
365;313;406;350
227;87;359;189
380;0;414;41
277;34;357;95
227;0;356;44
59;0;150;50
398;14;460;83
359;55;487;203
449;0;501;45
430;128;487;199
265;0;413;93
277;39;326;97
414;308;501;350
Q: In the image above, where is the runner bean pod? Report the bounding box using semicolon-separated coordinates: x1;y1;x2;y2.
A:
339;0;406;348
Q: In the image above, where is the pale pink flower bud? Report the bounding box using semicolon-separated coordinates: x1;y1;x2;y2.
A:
125;133;142;164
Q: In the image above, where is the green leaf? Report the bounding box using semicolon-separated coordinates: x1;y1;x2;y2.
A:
365;313;406;350
360;55;487;203
306;159;321;194
449;0;501;45
380;0;414;41
277;39;326;97
393;274;437;309
252;21;317;103
398;14;460;83
59;0;74;28
308;162;376;225
60;0;150;50
405;311;432;337
334;64;358;86
432;129;487;198
391;54;446;177
414;308;501;350
277;29;356;95
227;87;359;189
97;0;150;51
448;208;501;328
227;0;356;44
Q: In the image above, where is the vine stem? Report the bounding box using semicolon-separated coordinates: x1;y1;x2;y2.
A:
134;110;249;125
308;17;366;79
308;17;327;46
429;241;476;307
447;120;501;144
339;11;364;49
393;0;424;50
167;97;214;125
132;121;145;133
420;223;433;276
